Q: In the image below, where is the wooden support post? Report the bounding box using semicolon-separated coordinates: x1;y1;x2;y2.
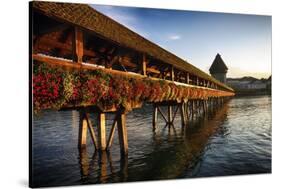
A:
117;112;128;156
72;26;84;63
205;100;208;115
168;105;173;125
142;54;147;76
196;100;199;116
120;154;129;180
180;103;187;127
196;77;199;86
98;113;107;151
186;73;190;84
85;113;98;150
106;116;118;150
152;105;158;132
200;100;203;115
204;100;207;116
203;100;206;115
191;100;195;120
78;110;88;149
185;101;189;123
170;66;175;81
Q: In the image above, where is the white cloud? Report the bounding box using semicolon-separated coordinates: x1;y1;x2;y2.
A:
169;35;181;40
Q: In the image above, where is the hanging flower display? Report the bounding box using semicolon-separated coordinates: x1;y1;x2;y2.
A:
32;62;234;113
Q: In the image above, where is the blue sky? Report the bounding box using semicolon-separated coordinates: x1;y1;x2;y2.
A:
91;4;271;79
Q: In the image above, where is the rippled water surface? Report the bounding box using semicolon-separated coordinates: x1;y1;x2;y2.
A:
31;96;271;187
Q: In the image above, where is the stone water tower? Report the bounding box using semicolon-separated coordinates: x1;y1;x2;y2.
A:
209;53;228;84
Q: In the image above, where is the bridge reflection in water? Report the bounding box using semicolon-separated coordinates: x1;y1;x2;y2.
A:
77;101;229;183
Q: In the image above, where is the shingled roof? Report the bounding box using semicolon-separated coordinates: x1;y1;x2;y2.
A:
32;1;233;92
209;54;228;74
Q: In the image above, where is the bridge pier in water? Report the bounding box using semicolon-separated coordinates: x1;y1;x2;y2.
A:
151;97;230;133
78;108;129;156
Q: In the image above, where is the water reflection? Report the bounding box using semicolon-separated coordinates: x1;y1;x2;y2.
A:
78;148;129;184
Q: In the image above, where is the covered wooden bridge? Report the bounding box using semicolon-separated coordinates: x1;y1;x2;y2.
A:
31;1;234;156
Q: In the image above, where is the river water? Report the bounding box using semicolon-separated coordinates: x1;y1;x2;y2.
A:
31;95;271;187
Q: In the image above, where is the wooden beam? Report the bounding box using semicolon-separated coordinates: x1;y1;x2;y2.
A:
147;67;160;74
157;106;168;123
72;27;84;63
78;110;88;149
171;104;179;123
186;72;189;84
36;37;95;57
98;113;107;150
117;112;128;156
168;105;173;125
142;54;147;76
106;115;118;150
180;103;187;127
85;113;98;150
170;66;175;81
120;56;136;68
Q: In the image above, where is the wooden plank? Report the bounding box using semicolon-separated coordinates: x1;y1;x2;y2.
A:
73;27;84;63
98;113;107;150
78;111;88;149
117;112;128;155
85;113;98;150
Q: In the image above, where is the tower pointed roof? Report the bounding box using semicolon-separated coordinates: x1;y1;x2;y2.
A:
209;53;228;74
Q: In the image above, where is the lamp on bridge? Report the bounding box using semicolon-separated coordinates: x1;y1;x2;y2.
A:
209;53;228;84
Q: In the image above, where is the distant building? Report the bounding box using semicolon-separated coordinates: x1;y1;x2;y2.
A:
227;76;271;95
209;53;228;84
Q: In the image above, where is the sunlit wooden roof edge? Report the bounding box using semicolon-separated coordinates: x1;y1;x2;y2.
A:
32;1;234;92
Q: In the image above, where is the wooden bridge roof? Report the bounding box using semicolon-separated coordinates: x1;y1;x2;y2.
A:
32;1;233;92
